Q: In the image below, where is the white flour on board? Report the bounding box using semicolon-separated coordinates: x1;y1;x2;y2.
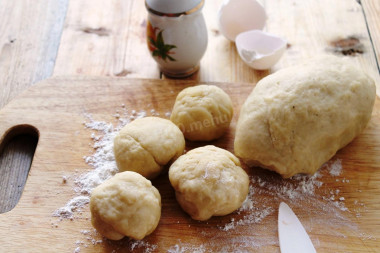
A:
53;108;146;219
51;106;373;253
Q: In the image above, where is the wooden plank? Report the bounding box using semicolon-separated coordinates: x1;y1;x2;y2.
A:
53;0;159;78
2;0;379;219
53;0;379;95
0;0;68;108
361;0;380;70
0;134;38;213
0;0;68;213
174;0;380;87
192;0;270;83
53;0;271;83
0;77;379;252
0;78;380;252
189;0;380;86
263;0;380;96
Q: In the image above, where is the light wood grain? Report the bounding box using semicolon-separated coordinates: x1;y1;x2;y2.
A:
53;0;380;92
0;0;68;108
0;0;379;232
362;0;380;67
0;77;379;252
53;0;159;78
263;0;380;96
0;134;38;213
0;0;68;213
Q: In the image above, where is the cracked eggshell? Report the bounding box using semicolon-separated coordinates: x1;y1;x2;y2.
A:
235;30;286;70
218;0;266;41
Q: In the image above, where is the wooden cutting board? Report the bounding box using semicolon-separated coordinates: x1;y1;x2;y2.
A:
0;77;379;252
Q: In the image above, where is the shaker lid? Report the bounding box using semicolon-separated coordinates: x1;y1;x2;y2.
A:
145;0;204;16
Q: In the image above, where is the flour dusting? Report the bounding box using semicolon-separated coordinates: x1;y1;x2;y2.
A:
220;185;273;231
168;243;206;253
52;105;372;253
77;115;119;195
219;164;347;231
53;108;148;220
326;159;343;176
53;196;90;219
129;240;158;253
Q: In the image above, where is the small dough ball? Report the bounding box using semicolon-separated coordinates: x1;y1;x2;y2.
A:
90;171;161;240
169;145;249;221
170;85;233;141
234;55;376;178
114;117;185;179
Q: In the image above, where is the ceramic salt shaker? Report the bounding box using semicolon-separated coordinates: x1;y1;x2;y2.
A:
145;0;208;77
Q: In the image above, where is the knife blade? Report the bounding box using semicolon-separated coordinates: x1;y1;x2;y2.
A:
278;202;317;253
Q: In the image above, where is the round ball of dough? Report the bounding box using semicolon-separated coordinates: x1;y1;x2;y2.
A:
90;171;161;240
169;145;249;221
114;117;185;179
170;85;233;141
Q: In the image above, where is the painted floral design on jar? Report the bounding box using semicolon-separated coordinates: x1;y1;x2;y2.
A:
145;0;207;77
147;21;177;62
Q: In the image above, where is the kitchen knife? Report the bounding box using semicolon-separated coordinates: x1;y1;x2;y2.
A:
278;202;317;253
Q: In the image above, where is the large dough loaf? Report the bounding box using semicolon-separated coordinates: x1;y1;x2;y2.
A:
234;55;376;178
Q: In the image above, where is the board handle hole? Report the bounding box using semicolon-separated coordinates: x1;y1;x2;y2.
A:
0;125;39;213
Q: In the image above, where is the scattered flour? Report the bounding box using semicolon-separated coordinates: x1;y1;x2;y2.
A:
218;160;348;233
53;196;90;219
168;243;206;253
220;185;273;231
326;159;343;176
53;108;147;220
52;105;369;253
129;240;158;253
77;114;119;195
51;107;148;252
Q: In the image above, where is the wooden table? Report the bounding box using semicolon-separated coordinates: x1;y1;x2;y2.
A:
0;0;379;245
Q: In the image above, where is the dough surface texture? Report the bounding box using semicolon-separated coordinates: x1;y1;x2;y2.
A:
169;145;249;221
90;171;161;240
114;117;185;179
234;55;376;178
170;85;233;141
